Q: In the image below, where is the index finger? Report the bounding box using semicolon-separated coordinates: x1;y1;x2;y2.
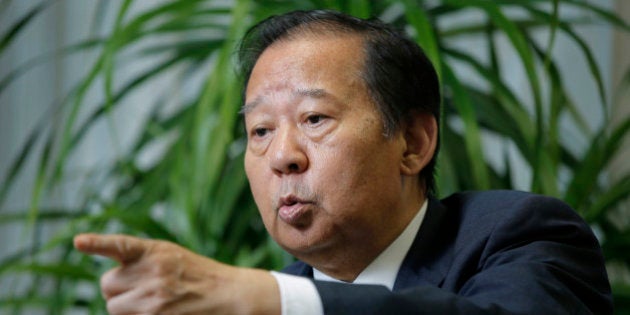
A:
74;233;147;265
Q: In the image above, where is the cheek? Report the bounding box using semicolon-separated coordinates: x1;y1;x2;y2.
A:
313;138;397;197
245;154;270;208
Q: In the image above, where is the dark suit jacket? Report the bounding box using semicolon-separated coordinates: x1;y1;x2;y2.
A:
282;190;612;314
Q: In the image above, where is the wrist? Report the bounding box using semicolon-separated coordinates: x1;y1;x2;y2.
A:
232;268;281;315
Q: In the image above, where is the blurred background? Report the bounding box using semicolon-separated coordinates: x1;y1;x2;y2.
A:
1;0;629;313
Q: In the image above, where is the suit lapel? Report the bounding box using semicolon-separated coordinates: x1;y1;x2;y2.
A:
393;197;454;290
283;197;455;289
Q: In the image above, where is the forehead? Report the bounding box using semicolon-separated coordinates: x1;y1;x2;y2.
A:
244;34;367;107
265;31;366;68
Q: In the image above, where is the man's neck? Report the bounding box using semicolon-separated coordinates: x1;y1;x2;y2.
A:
314;199;428;287
302;192;427;281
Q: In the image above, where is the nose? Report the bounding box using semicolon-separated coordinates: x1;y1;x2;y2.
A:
268;126;308;175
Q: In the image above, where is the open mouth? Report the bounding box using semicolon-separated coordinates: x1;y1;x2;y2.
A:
278;195;313;226
281;195;305;206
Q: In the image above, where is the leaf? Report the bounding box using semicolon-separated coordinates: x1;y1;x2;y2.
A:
0;0;53;54
584;175;630;222
402;0;442;81
442;47;536;159
612;282;630;312
522;4;608;117
0;120;42;209
561;0;630;31
442;64;490;189
0;209;81;223
346;0;371;18
565;117;630;208
0;38;104;96
105;206;178;242
491;0;630;31
5;263;96;281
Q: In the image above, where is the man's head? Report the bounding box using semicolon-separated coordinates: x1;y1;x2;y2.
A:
238;10;440;278
239;10;440;195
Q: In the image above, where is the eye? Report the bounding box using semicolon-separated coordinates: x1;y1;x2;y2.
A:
306;114;326;125
252;127;269;138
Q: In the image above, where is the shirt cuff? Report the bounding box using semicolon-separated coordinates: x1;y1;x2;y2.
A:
270;271;324;315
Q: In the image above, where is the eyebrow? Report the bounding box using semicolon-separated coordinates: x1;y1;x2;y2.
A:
295;88;327;98
240;97;262;115
240;88;329;114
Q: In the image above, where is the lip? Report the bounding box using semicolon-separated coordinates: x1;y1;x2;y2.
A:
277;195;313;226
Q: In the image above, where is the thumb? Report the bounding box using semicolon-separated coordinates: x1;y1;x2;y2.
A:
74;233;148;265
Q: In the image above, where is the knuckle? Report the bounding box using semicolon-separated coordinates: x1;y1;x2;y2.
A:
145;303;164;314
99;268;118;294
105;301;118;315
146;287;174;313
151;260;173;277
150;276;174;296
147;246;185;278
153;240;174;252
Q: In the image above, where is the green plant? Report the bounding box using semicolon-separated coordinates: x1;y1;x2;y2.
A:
1;0;629;313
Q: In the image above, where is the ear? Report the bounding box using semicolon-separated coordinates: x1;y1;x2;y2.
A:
400;112;438;176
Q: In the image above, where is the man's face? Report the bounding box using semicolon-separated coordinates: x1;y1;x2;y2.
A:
243;34;410;263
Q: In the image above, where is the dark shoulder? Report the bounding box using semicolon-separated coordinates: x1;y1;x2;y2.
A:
439;190;595;252
440;190;580;221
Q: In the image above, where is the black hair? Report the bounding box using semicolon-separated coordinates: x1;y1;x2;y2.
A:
237;9;441;196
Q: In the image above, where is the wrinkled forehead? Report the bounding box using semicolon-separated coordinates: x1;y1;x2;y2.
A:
245;22;369;81
268;25;368;68
240;34;377;125
247;33;366;92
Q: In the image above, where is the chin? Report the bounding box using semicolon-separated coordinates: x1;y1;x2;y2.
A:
275;226;335;257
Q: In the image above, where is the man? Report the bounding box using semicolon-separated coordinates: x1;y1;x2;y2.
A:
74;9;612;314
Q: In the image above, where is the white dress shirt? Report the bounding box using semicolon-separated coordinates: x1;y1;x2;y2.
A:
271;200;428;315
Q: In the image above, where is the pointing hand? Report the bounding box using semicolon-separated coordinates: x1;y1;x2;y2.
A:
74;233;280;315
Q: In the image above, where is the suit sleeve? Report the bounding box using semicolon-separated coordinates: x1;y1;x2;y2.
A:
311;194;612;315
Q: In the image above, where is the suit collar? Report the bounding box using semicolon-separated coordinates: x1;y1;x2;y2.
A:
393;196;453;290
282;197;454;291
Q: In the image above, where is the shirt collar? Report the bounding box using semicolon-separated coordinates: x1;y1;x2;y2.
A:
313;199;428;290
